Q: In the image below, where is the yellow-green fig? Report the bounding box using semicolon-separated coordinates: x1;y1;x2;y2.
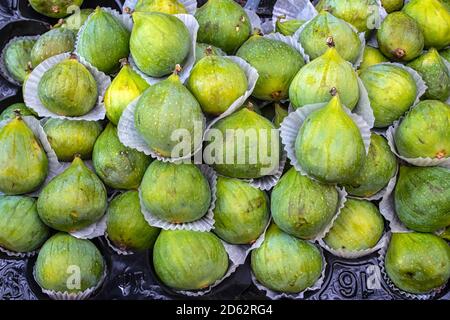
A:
0;103;36;121
0;116;48;195
30;28;76;68
56;8;94;32
134;0;187;14
381;0;404;13
3;37;35;83
358;46;388;73
275;17;304;36
194;43;225;63
28;0;84;18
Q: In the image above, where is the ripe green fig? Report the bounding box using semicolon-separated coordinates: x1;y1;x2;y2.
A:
377;12;424;62
385;232;450;294
273;103;288;128
106;191;160;251
37;156;107;232
394;166;450;233
134;0;187;14
381;0;404;13
289;39;359;110
323;199;384;251
93;123;151;190
251;223;323;293
130;12;190;77
394;100;449;159
3;37;35;83
236;34;304;101
0;103;36;121
358;46;388;73
43;119;102;162
403;0;450;49
77;7;130;74
441;48;450;62
134;73;204;158
153;230;228;290
28;0;84;18
57;8;94;32
195;0;251;54
407;49;450;102
30;28;76;68
104;60;149;125
141;161;211;223
271;167;339;240
275;17;304;36
0;116;48;195
343;134;397;197
213;177;269;244
299;11;362;63
295;92;366;184
188;54;247;115
35;233;105;293
360;64;417;128
0;196;50;253
194;43;225;63
38;57;98;116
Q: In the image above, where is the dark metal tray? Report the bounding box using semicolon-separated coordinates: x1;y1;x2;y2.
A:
0;0;448;300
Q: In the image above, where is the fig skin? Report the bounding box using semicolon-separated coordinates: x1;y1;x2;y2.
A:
275;18;304;36
381;0;404;13
134;0;187;14
28;0;84;19
358;46;388;73
3;37;35;83
30;28;76;68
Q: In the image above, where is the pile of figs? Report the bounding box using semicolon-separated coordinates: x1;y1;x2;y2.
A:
0;0;449;300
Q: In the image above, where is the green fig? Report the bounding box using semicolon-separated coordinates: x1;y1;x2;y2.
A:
106;191;160;251
153;230;228;290
56;8;94;32
315;0;374;33
323;199;384;251
206;107;281;179
3;37;35;83
187;53;247;115
104;60;149;125
93;123;151;190
35;233;105;293
134;73;204;158
141;161;211;223
289;39;359;110
385;232;450;294
407;49;450;101
403;0;450;49
0;103;36;121
273;103;288;128
377;12;424;62
271;167;339;240
194;43;225;63
28;0;84;18
236;34;304;101
358;46;389;73
0;196;50;253
394;100;450;159
0;116;48;195
275;17;304;36
251;223;323;293
134;0;187;14
295;92;366;184
43;119;102;162
343;134;397;197
360;64;417;128
77;7;130;74
213;177;269;244
440;227;450;241
130;12;190;77
195;0;251;54
38;57;98;117
299;11;362;63
381;0;404;13
394;166;450;233
30;28;76;68
440;48;450;62
37;156;107;232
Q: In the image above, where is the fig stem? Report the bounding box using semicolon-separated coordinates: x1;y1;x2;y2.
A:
245;101;255;111
13;109;22;119
69;53;78;60
252;28;263;36
326;37;335;48
173;64;182;75
119;58;129;67
393;48;406;59
276;14;286;22
26;61;33;73
124;7;133;14
205;46;213;56
329;87;338;96
53;19;65;29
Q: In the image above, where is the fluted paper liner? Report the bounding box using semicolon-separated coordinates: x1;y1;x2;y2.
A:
138;164;216;231
443;59;450;104
74;7;133;72
377;232;442;300
0;35;40;86
280;102;372;182
23;52;111;121
33;266;107;300
244;9;262;31
104;232;134;256
272;0;315;25
123;0;197;15
129;14;199;85
70;214;107;240
0;116;62;197
0;245;38;258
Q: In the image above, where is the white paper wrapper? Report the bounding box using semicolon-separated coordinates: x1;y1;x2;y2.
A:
280;102;372;181
0;35;40;86
23;52;111;121
123;0;197;15
34;266;107;300
443;59;450;105
374;0;388;28
117;95;205;162
104;232;135;256
0;116;62;197
272;0;316;23
377;232;442;300
244;9;262;31
354;77;375;127
70;214;107;240
248;151;287;191
0;245;38;258
129;14;199;85
139;164;216;231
